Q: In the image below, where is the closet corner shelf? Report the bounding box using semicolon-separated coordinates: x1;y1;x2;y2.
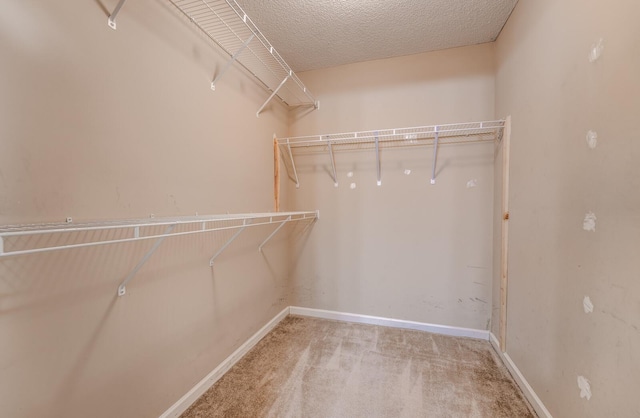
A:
107;0;318;116
0;211;318;296
276;120;505;188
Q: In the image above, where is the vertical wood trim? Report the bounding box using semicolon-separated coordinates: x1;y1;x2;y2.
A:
500;115;511;351
273;135;280;212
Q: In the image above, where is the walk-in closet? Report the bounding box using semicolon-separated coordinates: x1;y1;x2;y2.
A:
1;0;638;417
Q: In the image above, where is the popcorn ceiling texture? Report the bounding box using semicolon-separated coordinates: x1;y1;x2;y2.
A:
236;0;518;71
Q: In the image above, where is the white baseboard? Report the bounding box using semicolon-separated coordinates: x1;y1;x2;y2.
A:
290;306;490;340
159;306;290;418
489;332;552;418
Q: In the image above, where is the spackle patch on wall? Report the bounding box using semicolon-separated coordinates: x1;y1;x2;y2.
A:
350;183;357;189
466;179;478;188
583;296;594;313
404;169;412;175
577;376;592;400
586;130;598;149
583;212;597;231
588;38;604;62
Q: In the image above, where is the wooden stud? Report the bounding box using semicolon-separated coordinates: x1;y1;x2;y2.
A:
499;115;511;351
273;135;280;212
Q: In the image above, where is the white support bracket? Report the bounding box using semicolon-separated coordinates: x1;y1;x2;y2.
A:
107;0;128;30
374;131;382;186
209;220;250;266
286;139;300;189
211;34;255;91
327;140;338;187
258;215;291;252
256;73;291;117
430;127;440;185
117;224;175;296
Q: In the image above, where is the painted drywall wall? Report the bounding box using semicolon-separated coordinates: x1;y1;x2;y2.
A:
286;44;497;330
0;0;294;417
495;0;640;416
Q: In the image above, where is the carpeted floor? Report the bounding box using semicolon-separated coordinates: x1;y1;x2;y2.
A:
181;316;536;417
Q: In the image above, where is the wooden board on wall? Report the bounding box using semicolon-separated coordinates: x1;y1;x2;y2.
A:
500;115;511;351
274;135;280;212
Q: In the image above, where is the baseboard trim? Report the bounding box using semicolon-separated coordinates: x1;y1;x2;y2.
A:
489;332;553;418
290;306;490;340
159;306;290;418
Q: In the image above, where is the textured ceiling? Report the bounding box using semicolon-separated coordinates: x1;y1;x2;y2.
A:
235;0;518;72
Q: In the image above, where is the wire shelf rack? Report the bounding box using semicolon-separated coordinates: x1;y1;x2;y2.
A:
0;211;318;296
168;0;319;115
276;120;505;187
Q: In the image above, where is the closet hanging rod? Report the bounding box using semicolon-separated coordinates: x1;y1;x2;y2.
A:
0;211;318;258
278;120;505;147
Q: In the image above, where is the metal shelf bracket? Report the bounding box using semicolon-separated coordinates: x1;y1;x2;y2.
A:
375;131;382;186
108;0;128;30
327;140;338;187
258;215;291;252
430;127;439;185
211;34;255;91
117;224;175;297
285;139;300;189
256;73;291;117
209;219;250;266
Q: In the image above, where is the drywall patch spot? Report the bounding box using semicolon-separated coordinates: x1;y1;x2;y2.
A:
583;296;594;313
347;171;354;178
588;38;604;62
466;179;478;188
350;183;356;189
583;212;596;232
586;130;598;149
404;169;412;175
577;376;592;400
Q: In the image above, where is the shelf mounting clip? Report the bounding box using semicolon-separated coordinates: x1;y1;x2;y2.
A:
107;0;128;30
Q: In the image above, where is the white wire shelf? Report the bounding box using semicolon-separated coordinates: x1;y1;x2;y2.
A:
106;0;318;116
0;211;318;296
168;0;318;115
276;120;505;187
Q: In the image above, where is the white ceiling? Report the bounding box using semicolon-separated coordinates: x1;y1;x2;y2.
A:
235;0;518;72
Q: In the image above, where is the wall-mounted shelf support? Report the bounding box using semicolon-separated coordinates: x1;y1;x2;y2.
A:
430;127;439;185
258;215;291;252
278;120;505;188
118;225;175;296
375;131;382;186
107;0;128;30
286;139;300;189
212;34;255;91
327;140;338;187
209;219;250;266
0;211;318;295
169;0;318;115
256;73;291;117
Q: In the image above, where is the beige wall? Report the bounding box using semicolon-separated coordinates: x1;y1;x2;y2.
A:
287;44;497;330
495;0;640;416
0;0;293;417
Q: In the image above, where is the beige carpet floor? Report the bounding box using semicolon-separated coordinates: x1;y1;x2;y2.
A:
181;316;536;417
